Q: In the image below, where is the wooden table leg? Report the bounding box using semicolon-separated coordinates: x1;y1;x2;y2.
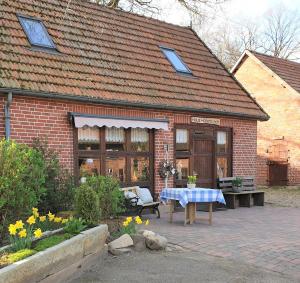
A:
208;202;212;225
169;200;175;223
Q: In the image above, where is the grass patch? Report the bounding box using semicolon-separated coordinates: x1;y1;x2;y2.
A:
34;234;71;252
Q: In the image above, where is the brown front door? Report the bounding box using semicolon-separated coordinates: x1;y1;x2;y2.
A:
192;132;215;188
269;161;288;186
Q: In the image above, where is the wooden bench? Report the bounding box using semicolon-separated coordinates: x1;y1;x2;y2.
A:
120;186;160;218
218;177;264;209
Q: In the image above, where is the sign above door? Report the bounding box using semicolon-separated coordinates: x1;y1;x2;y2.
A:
191;117;220;126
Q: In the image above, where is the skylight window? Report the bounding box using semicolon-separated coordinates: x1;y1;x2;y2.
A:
18;15;56;49
161;47;192;74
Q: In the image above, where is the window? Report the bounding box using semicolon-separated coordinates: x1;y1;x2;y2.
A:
217;131;228;154
18;15;56;49
216;130;231;178
106;127;125;151
76;127;153;189
131;128;149;152
176;158;189;180
78;127;100;150
176;129;189;151
161;47;192;74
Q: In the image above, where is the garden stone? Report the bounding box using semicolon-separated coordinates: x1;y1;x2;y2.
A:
139;230;155;237
131;234;146;252
108;247;132;256
108;234;133;250
144;233;168;250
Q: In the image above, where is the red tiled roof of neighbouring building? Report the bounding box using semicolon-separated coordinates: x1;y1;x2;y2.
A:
0;0;268;120
249;51;300;94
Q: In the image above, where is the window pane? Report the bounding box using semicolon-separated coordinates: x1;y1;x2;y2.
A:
106;127;125;151
79;158;100;177
176;158;189;180
78;127;99;150
161;48;191;73
106;157;125;182
217;131;228;154
19;16;55;48
176;129;189;151
131;157;150;182
131;128;149;152
217;157;228;178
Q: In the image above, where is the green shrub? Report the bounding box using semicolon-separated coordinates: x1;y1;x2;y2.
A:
34;234;71;252
86;176;125;219
63;218;87;235
6;249;36;263
0;139;46;242
32;138;75;213
75;184;100;225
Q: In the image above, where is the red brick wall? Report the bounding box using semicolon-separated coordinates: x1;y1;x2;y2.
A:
0;94;258;193
234;56;300;185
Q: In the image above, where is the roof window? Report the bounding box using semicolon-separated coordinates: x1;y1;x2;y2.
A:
160;47;192;74
18;15;56;49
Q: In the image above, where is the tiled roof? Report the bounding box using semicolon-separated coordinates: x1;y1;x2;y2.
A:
0;0;268;120
251;51;300;94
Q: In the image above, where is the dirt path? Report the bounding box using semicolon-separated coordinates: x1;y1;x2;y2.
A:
70;250;298;283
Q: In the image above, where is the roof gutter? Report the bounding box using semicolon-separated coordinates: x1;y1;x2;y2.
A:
4;92;13;140
0;88;269;121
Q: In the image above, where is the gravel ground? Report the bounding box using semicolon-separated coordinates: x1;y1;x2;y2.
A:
70;250;298;283
260;186;300;208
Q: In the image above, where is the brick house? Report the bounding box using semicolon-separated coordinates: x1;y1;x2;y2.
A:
232;50;300;186
0;0;268;197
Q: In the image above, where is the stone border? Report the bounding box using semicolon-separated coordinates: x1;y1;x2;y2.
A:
0;225;108;283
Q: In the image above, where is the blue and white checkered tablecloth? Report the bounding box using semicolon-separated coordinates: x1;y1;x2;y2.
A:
160;188;226;207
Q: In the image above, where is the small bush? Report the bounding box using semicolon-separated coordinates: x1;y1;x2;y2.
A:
86;176;125;219
6;249;36;263
75;184;100;225
63;218;87;235
34;234;71;252
0;139;46;242
32;138;75;213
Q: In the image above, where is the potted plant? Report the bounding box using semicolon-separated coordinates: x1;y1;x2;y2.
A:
232;177;243;192
187;175;197;189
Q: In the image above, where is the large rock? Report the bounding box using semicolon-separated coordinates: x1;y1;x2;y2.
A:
131;234;146;252
108;247;131;256
142;231;168;250
108;234;133;250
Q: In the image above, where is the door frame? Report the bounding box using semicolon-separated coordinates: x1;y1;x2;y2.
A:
173;123;233;188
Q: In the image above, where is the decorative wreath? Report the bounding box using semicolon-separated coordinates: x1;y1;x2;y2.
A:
158;160;176;178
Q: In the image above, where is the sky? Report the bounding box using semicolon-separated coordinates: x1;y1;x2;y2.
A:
153;0;300;26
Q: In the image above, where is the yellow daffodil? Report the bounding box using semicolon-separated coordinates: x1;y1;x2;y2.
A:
61;219;68;224
47;212;55;222
39;216;46;222
32;207;39;217
145;220;149;226
123;221;129;227
26;215;36;225
54;217;62;223
136;218;143;225
18;229;27;238
15;220;24;229
34;228;43;238
126;217;132;223
8;224;17;236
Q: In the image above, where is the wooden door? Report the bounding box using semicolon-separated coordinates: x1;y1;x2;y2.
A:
269;162;288;186
192;135;215;188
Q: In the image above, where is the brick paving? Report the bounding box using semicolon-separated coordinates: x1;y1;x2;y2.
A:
147;205;300;280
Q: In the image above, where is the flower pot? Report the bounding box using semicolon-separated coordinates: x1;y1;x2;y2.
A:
187;183;196;189
232;186;242;193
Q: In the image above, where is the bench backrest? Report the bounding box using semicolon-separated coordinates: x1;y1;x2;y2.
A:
120;186;139;195
218;177;255;192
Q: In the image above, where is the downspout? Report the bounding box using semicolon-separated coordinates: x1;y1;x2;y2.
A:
4;92;12;140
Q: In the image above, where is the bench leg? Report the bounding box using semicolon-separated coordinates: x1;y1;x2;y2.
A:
224;195;236;209
154;205;160;218
253;193;264;206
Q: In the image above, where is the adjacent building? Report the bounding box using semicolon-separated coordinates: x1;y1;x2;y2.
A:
0;1;268;197
232;50;300;186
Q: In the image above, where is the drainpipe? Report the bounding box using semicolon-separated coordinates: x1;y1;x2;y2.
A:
4;92;12;140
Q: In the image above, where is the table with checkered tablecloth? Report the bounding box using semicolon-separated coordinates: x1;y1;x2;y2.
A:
160;188;226;225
